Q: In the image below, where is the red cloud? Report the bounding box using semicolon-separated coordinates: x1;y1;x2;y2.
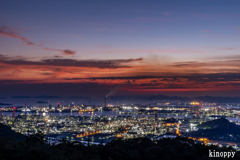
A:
62;49;76;55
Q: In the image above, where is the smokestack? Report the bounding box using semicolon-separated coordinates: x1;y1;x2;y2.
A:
105;98;106;108
13;107;16;117
25;103;26;116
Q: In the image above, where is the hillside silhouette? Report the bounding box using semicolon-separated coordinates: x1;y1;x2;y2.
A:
0;123;240;160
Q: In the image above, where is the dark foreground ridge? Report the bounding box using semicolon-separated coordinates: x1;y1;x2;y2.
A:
0;123;25;141
0;123;240;160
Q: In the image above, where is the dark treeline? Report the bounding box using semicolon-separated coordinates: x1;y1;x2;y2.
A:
0;132;240;160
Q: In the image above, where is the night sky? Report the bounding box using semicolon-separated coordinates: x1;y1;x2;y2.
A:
1;0;240;98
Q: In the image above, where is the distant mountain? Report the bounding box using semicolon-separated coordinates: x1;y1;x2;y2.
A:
109;95;240;103
36;101;48;104
9;94;240;103
68;96;92;99
0;103;11;106
11;95;62;99
34;95;62;99
11;96;32;98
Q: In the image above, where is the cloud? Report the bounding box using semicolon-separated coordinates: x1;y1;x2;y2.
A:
84;76;163;80
0;79;36;84
43;48;76;55
66;72;240;84
62;49;76;55
0;26;36;46
0;26;76;55
0;55;143;69
94;48;204;55
171;61;203;67
170;59;240;69
2;53;240;92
